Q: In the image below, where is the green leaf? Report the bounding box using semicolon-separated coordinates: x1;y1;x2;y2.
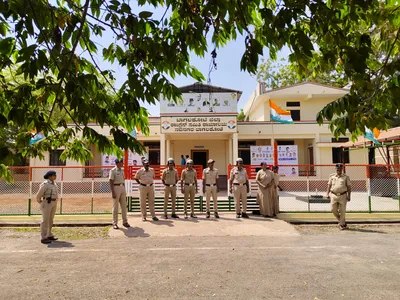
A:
139;11;153;19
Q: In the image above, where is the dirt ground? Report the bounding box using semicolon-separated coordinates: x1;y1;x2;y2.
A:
0;224;400;300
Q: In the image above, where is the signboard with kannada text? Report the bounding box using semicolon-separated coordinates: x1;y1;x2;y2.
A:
160;116;237;133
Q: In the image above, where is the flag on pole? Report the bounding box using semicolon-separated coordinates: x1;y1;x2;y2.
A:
269;99;294;124
29;133;45;145
364;127;381;145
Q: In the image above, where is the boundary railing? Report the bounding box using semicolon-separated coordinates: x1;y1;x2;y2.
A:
1;164;400;215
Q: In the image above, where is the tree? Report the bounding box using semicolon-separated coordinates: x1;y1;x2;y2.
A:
237;109;246;121
257;58;349;89
0;0;399;181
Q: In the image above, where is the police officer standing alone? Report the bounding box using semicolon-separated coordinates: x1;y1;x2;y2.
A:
36;170;59;244
135;159;159;222
229;158;250;218
202;159;220;218
109;159;130;230
326;164;351;230
181;159;198;219
162;158;179;219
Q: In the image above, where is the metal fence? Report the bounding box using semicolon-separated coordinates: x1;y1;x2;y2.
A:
0;165;399;215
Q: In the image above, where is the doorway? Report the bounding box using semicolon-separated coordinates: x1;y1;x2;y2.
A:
191;150;208;169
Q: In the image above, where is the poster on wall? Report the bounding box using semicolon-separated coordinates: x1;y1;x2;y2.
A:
101;150;148;178
160;92;238;114
250;146;274;165
277;145;298;176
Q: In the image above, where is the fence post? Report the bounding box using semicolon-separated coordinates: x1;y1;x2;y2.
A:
28;167;32;216
397;173;400;212
91;181;94;214
60;181;63;215
306;165;310;212
366;166;372;213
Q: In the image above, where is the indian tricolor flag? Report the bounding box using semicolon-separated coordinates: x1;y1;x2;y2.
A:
269;99;294;124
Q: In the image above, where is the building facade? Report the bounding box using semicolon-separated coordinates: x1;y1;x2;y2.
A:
30;82;368;182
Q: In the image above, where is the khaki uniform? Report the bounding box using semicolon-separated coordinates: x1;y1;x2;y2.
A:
256;169;274;217
181;168;197;214
135;167;156;218
162;168;179;215
328;173;351;226
203;167;219;212
272;173;280;215
230;167;248;214
36;180;59;240
109;167;128;225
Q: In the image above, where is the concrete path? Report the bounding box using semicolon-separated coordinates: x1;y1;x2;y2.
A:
109;213;300;238
1;227;400;300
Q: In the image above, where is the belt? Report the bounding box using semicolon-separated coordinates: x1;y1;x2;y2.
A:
140;183;153;187
233;183;245;186
165;184;176;187
185;183;195;186
206;184;216;186
330;191;347;196
113;184;125;186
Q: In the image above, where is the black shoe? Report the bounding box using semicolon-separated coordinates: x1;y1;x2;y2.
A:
171;214;179;219
206;211;210;219
152;217;159;221
41;239;51;244
190;213;197;218
236;214;241;218
123;223;130;228
241;212;249;218
113;224;119;229
214;212;220;218
47;236;58;241
163;214;168;219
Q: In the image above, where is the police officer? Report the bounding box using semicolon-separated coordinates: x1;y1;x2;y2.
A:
109;159;130;229
202;159;220;218
36;170;59;244
326;164;352;230
162;158;179;219
229;158;250;218
135;159;159;222
181;159;198;219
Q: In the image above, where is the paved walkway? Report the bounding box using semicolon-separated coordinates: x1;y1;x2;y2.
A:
109;214;300;238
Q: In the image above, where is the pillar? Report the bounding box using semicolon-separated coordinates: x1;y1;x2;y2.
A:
315;133;321;165
228;136;233;165
166;137;171;162
233;132;238;162
160;133;166;165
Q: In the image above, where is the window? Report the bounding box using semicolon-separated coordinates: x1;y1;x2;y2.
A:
332;147;350;164
331;138;349;143
290;110;300;121
238;141;256;148
49;150;66;166
287;101;300;107
277;140;294;146
143;142;160;149
238;150;251;164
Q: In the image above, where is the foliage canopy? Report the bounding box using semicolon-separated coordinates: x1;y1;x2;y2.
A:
0;0;399;180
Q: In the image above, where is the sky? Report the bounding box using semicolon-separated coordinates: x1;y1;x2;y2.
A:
83;2;291;117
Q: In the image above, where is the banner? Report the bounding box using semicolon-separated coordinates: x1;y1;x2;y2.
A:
160;116;237;133
277;145;298;176
102;150;148;178
250;146;274;165
160;92;238;114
